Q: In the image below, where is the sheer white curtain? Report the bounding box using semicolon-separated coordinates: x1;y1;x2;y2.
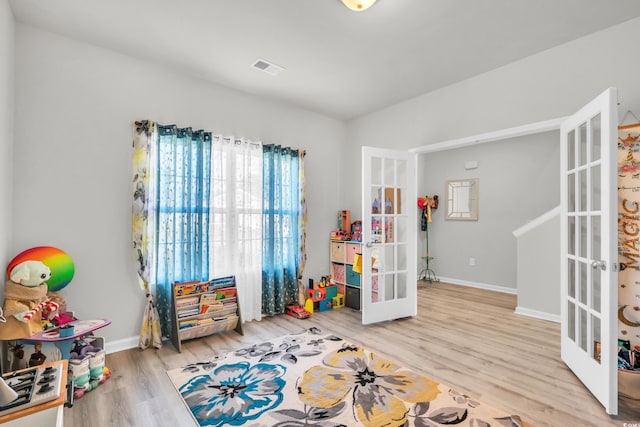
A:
210;136;263;322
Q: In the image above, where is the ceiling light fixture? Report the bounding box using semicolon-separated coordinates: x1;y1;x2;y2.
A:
341;0;377;12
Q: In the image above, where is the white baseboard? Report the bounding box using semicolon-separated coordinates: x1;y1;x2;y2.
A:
437;276;517;295
104;335;173;354
105;336;140;354
515;306;560;323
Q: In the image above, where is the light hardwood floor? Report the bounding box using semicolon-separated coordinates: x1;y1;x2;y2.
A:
64;282;640;426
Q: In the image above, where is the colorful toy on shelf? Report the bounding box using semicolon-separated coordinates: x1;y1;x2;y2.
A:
7;246;75;292
0;260;60;340
330;229;350;241
351;220;362;241
339;210;351;232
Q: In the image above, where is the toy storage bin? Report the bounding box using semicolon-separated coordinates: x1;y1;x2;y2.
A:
346;243;360;264
330;242;346;263
346;264;361;287
331;263;345;283
345;287;360;310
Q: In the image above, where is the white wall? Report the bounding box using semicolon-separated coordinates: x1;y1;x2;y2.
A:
515;214;560;321
0;0;14;271
344;16;640;287
13;24;345;346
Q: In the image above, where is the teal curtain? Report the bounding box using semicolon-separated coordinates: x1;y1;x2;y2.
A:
262;145;300;316
155;125;212;337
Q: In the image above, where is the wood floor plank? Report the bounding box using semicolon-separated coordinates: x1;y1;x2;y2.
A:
64;282;640;426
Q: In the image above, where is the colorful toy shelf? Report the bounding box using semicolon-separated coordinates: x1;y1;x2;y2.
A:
23;319;111;360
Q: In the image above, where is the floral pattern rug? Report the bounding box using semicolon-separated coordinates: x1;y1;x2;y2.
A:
167;328;525;427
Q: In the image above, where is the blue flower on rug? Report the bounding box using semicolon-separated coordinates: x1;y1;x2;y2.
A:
179;361;286;426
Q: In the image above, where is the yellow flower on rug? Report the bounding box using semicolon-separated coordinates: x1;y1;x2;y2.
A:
298;344;440;427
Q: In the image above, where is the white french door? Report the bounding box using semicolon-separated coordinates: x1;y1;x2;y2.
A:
560;87;618;414
361;146;417;324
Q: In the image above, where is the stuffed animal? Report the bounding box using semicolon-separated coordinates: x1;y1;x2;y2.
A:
0;260;59;340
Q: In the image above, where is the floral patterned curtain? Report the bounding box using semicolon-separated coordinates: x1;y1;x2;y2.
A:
132;120;162;350
262;145;301;316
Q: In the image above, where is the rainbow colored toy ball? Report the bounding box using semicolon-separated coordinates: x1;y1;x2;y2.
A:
7;246;75;292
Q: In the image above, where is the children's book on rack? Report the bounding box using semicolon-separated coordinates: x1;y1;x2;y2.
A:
171;275;243;352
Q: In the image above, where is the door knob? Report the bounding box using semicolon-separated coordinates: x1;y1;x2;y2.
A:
591;260;607;271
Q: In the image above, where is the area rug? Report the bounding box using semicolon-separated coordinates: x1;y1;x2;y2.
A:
167;327;525;427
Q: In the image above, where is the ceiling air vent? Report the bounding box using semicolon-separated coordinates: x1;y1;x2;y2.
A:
252;58;285;76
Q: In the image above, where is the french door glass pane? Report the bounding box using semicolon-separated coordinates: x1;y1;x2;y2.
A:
591;114;601;162
397;244;407;270
384;159;395;185
568;258;576;298
383;217;393;243
383;274;395;301
396;160;407;190
579;261;588;305
591;314;601;363
371;157;381;185
382;245;395;271
568;301;576;342
591;165;601;211
592;269;601;314
592;215;601;263
568;129;575;170
372;216;382;243
579;307;588;351
579;122;588;166
398;273;407;299
579;216;587;257
568;173;576;212
579;169;588;212
396;217;407;243
371;188;383;214
371;273;379;303
383;188;395;214
568;216;576;255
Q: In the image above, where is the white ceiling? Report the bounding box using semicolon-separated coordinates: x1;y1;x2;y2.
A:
9;0;640;120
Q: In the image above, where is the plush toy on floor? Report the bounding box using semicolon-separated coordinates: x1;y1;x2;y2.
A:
0;260;59;340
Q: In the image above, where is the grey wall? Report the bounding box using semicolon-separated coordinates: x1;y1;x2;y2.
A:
420;132;559;290
0;1;14;272
516;215;560;318
12;24;345;346
343;16;640;288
